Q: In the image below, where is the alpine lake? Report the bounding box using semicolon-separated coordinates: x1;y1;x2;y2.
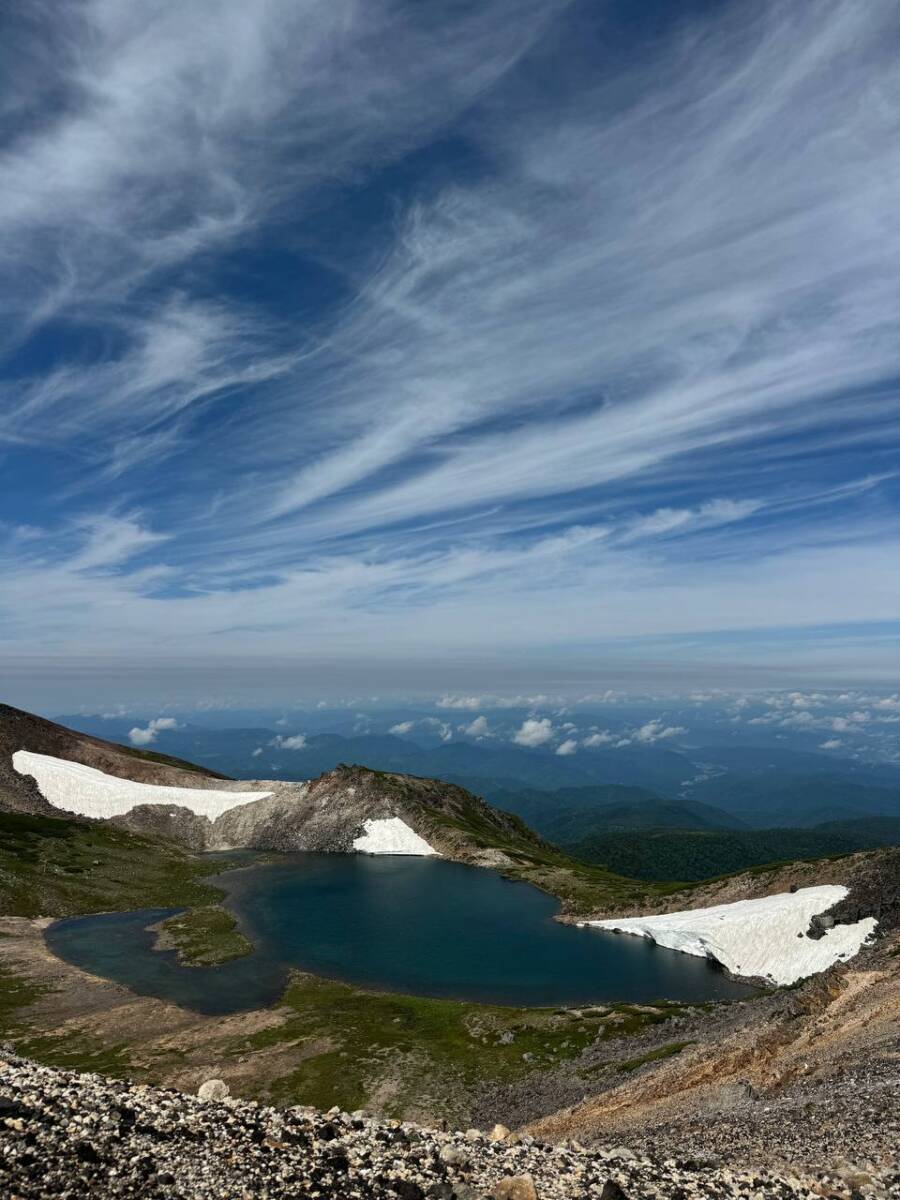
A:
46;853;754;1014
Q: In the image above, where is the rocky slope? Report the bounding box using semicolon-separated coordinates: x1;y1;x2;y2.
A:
2;1048;883;1200
516;933;899;1182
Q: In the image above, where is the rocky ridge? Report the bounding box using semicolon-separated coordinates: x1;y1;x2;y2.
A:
1;705;549;868
2;1049;886;1200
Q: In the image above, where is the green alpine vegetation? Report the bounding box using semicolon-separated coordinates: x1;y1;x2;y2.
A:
155;905;253;967
213;977;693;1120
0;810;229;918
567;818;900;881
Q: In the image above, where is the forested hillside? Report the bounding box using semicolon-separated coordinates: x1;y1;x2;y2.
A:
568;818;900;881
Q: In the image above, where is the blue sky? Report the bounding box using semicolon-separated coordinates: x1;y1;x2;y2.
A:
1;0;899;708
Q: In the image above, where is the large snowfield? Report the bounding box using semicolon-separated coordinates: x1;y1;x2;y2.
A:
12;750;272;821
586;885;878;985
352;817;439;856
14;751;441;856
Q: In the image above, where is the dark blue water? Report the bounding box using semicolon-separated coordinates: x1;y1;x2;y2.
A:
46;854;753;1014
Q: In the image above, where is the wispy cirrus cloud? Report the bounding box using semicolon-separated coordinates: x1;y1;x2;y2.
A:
2;1;900;705
0;0;560;461
264;2;900;539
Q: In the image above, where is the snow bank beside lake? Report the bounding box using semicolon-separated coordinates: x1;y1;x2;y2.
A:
353;817;438;856
12;750;271;821
586;886;877;985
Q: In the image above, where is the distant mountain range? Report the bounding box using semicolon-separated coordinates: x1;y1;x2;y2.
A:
55;715;900;821
46;713;900;876
473;783;744;842
54;716;697;792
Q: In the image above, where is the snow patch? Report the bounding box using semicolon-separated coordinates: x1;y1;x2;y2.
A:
352;817;438;857
586;886;877;986
12;750;272;822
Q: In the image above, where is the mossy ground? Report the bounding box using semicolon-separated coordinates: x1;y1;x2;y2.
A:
156;905;252;966
614;1039;695;1073
0;959;53;1035
0;811;229;919
224;976;692;1120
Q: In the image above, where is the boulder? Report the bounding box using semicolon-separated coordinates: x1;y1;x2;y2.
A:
197;1078;230;1102
492;1173;538;1200
439;1145;469;1168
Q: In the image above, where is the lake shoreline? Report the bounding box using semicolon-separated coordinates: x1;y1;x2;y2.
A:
44;853;755;1014
0;912;754;1127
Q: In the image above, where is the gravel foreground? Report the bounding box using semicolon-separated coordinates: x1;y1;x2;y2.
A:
2;1052;897;1200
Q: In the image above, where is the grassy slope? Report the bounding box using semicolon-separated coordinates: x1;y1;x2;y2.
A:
416;791;666;913
0;958;693;1124
0;810;227;917
230;977;692;1120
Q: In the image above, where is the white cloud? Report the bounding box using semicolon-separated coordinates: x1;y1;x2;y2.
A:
819;739;842;750
583;730;614;747
422;717;452;741
436;695;483;710
251;747;263;757
513;717;554;747
632;719;686;744
269;733;307;750
462;715;489;737
555;738;577;756
619;499;761;543
779;711;816;728
70;515;170;572
389;721;415;735
128;716;179;746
